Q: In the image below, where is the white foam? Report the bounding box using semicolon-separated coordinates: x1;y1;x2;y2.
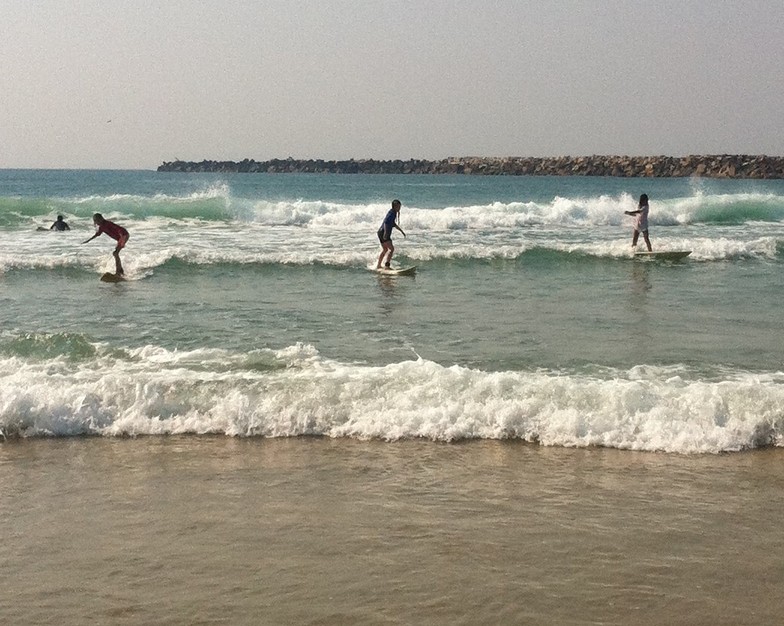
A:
2;218;781;272
259;197;637;230
1;344;781;453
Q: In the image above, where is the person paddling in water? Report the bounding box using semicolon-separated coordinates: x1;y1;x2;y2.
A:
625;193;652;251
82;213;130;276
376;199;406;269
50;215;70;231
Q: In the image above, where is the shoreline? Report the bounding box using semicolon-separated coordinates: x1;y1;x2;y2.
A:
157;154;784;178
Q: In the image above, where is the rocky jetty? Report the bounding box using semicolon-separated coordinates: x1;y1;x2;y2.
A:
157;155;784;178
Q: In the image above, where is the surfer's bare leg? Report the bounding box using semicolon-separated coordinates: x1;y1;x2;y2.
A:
113;246;124;275
631;230;640;248
641;231;652;251
377;241;393;268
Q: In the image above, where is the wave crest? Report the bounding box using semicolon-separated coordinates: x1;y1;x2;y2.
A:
1;342;782;453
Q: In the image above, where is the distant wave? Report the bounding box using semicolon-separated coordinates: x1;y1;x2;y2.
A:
0;184;235;227
234;192;784;229
1;338;781;453
2;190;783;231
670;192;784;225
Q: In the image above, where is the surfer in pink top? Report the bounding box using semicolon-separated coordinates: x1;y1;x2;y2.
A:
82;213;130;276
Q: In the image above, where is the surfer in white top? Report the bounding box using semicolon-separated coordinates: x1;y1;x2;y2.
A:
625;193;652;251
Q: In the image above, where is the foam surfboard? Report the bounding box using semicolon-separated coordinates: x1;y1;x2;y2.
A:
633;250;691;260
100;272;126;282
373;266;417;276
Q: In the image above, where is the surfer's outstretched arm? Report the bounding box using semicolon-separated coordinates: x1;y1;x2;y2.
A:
82;232;100;244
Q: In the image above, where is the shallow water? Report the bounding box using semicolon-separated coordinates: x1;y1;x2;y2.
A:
2;438;783;625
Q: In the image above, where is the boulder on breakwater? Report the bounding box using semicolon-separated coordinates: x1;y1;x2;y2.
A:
157;155;784;178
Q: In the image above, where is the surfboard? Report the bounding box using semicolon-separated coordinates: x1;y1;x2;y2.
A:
634;250;691;260
100;272;126;282
374;266;417;276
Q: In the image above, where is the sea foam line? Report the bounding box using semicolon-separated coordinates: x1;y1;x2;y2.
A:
1;345;781;453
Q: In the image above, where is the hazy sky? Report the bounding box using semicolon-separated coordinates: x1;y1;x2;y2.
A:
3;0;783;169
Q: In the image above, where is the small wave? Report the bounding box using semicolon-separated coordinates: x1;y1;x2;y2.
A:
0;184;235;228
671;192;784;225
1;232;779;276
3;188;783;231
1;342;781;453
0;331;98;361
247;192;784;230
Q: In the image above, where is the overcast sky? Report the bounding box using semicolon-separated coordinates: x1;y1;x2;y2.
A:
2;0;783;169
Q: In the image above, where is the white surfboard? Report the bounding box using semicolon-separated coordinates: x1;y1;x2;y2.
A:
373;266;417;276
634;250;691;260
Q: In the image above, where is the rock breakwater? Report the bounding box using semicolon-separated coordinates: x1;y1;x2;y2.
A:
158;155;784;178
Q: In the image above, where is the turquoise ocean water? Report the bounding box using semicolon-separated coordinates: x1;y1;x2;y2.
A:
1;170;783;453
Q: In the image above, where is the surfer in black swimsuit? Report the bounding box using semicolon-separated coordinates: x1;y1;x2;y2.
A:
50;215;70;231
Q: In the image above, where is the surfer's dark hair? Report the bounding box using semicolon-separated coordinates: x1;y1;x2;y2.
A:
639;194;648;205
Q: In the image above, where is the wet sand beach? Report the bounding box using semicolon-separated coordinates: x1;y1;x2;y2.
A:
2;438;782;625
